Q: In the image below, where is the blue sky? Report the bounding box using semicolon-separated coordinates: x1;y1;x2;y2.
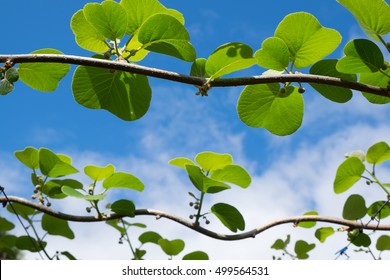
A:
1;0;390;259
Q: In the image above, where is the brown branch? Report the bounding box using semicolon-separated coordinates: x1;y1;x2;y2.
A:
2;196;390;241
0;54;389;97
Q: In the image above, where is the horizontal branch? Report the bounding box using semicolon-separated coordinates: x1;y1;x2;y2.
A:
1;54;389;98
2;196;390;241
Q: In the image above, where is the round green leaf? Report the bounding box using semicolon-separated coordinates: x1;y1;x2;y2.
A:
275;12;341;68
336;39;384;74
205;42;256;79
103;172;144;192
297;210;318;228
185;164;206;192
158;239;185;256
315;227;335;243
61;186;106;201
255;37;290;71
337;0;390;40
376;235;390;251
348;230;371;247
14;147;39;169
169;157;195;169
42;214;75;239
182;251;209;260
138;14;195;62
111;199;135;217
190;58;208;78
71;10;108;53
0;217;15;232
43;179;83;199
294;240;315;259
237;84;304;136
18;49;70;92
309;59;355;103
342;194;367;220
0;78;14;95
83;1;127;41
15;236;46;252
367;201;390;219
211;164;251;188
211;203;245;232
38;148;78;178
120;0;184;34
366;141;390;164
139;231;163;245
271;239;286;250
360;68;390;104
84;164;115;181
333;157;365;194
203;176;231;194
72;66;151;121
195;152;233;173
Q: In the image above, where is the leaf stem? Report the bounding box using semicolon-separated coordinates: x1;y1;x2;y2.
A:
120;218;137;259
365;169;390;196
194;192;205;226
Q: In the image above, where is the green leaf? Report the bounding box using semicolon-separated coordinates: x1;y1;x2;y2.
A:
111;199;135;217
158;239;185;256
271;235;290;250
59;251;77;260
275;12;341;68
169;157;195;169
337;0;390;40
71;10;108;53
255;37;290;71
83;1;127;41
211;203;245;232
342;194;367;220
0;235;17;249
105;219;125;234
0;78;14;95
366;141;390;164
0;217;15;231
205;42;256;79
19;49;70;92
367;201;390;219
184;165;230;193
309;59;356;103
294;240;315;259
42;214;75;239
333;157;365;194
84;164;115;181
360;68;390;104
237;84;304;136
134;249;147;260
15;236;46;252
7;203;37;220
297;210;318;228
315;227;335;243
61;185;106;201
120;0;184;35
182;251;209;260
139;231;163;245
190;58;208;78
336;39;384;73
72;66;152;121
14;147;39;169
348;230;371;247
138;14;195;62
203;176;231;194
43;179;83;199
195;152;233;173
376;235;390;251
211;165;251;188
38;148;78;178
103;172;144;192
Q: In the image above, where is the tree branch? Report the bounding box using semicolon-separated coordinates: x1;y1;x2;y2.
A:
2;196;390;241
1;54;389;97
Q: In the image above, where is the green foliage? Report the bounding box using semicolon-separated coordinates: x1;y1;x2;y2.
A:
255;37;290;71
182;251;209;260
210;203;245;233
41;214;75;239
297;211;318;228
366;141;390;164
333;157;365;194
158;239;185;256
110;199;136;217
84;164;115;181
139;231;163;245
15;236;46;253
103;172;144;191
0;217;15;232
237;84;304;136
376;235;390;251
367;201;390;219
342;194;367;220
18;49;70;92
294;240;316;259
14;147;39;170
0;68;18;95
315;227;335;243
38;148;78;178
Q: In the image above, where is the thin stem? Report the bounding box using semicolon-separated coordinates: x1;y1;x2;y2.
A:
120;218;137;259
366;169;390;196
378;35;390;53
194;192;205;226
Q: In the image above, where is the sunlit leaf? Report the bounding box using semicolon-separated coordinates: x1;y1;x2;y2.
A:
84;164;115;181
103;172;144;192
169;157;196;169
366;141;390;164
255;37;290;71
195;152;233;173
275;12;341;68
39;148;78;178
211;165;251;188
360;68;390;104
190;58;208;78
297;210;318;228
139;231;163;245
315;227;335;243
333;157;365;194
294;240;315;259
14;147;39;170
19;49;70;92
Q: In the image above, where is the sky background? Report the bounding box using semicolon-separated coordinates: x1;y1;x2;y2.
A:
1;0;390;260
